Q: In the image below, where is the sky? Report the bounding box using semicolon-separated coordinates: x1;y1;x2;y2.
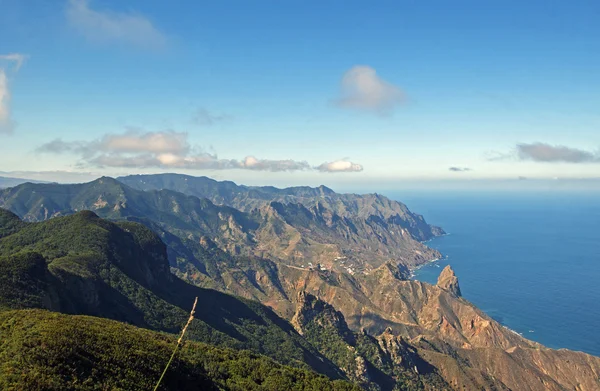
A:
1;0;599;191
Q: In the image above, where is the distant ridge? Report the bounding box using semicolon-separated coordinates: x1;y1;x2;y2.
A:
0;176;49;189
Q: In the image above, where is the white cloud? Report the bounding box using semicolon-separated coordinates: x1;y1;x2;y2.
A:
316;160;363;173
37;130;315;172
66;0;167;48
101;131;189;154
0;53;27;134
241;156;310;171
336;66;404;114
0;71;12;133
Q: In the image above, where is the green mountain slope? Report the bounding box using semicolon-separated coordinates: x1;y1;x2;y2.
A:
0;309;359;391
0;209;342;378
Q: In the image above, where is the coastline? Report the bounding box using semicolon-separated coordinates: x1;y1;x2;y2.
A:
410;232;451;278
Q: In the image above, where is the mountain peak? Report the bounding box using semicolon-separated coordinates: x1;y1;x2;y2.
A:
437;265;462;297
317;185;335;195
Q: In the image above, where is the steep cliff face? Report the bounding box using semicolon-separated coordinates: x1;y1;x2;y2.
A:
118;173;444;242
436;265;461;297
274;265;600;391
291;291;450;391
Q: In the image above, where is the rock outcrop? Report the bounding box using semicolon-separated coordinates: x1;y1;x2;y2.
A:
292;291;450;390
436;265;462;297
281;266;600;390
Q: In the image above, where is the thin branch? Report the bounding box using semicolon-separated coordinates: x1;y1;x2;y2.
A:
153;297;198;391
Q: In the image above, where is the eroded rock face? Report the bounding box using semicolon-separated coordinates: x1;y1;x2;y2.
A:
291;291;352;339
291;291;450;390
436;265;461;297
282;267;600;391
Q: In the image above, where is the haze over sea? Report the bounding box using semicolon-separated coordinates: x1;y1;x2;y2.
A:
388;190;600;357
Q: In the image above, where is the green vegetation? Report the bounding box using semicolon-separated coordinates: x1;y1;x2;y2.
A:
0;209;342;378
0;309;359;391
0;209;26;239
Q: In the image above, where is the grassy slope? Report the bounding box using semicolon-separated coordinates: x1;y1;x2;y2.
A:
0;209;341;378
0;309;359;391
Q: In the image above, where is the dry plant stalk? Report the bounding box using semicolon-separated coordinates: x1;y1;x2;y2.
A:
153;297;198;391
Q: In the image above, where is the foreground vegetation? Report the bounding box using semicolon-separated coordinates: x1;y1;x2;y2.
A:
0;208;342;378
0;309;359;391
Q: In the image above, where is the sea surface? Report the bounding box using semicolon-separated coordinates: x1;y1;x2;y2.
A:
387;191;600;357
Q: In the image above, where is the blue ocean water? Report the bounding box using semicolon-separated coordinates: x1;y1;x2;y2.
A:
388;191;600;357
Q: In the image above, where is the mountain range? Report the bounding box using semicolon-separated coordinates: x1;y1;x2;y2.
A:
1;174;600;390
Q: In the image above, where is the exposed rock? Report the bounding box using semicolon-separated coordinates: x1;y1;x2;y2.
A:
437;265;462;297
291;290;352;340
292;292;449;390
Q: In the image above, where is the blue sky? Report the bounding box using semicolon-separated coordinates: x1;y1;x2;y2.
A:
1;0;599;189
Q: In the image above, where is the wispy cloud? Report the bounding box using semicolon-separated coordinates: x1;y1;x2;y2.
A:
516;143;600;163
192;107;233;126
316;160;363;173
36;129;343;172
448;167;471;172
335;66;404;114
66;0;167;48
0;54;27;71
0;53;28;134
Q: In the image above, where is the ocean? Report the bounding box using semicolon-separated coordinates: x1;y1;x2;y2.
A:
388;191;600;357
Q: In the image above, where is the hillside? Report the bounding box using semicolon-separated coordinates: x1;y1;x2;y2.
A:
3;180;600;390
0;177;442;270
0;177;444;322
0;209;341;378
119;173;444;240
0;309;359;391
2;208;600;390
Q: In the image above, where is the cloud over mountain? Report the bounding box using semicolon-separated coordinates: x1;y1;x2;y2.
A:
37;130;358;173
66;0;167;48
316;160;363;172
336;66;404;114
